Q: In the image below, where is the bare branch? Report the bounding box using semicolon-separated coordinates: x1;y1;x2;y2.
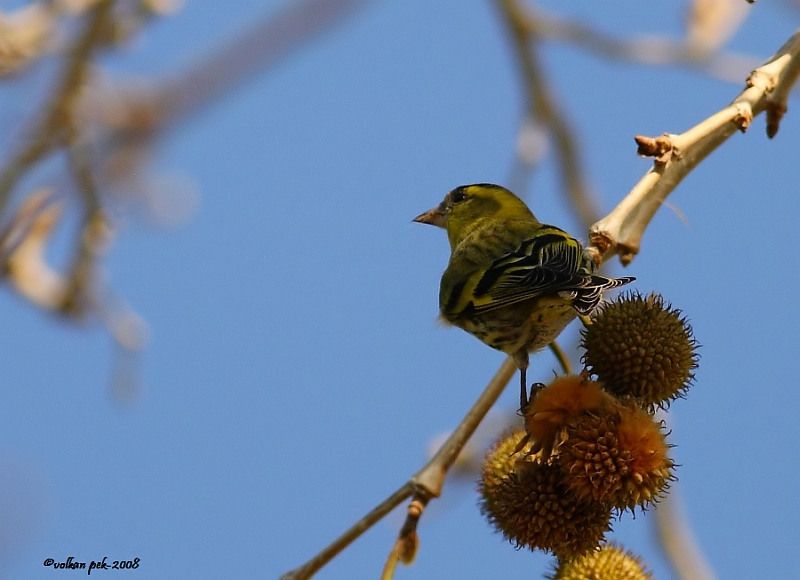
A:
98;0;369;149
588;29;800;265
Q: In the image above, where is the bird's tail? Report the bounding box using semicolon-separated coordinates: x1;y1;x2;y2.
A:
570;275;635;316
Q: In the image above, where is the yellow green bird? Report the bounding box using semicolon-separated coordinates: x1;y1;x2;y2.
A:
414;183;633;408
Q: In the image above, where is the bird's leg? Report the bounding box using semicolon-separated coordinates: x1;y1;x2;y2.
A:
515;351;531;412
519;367;528;411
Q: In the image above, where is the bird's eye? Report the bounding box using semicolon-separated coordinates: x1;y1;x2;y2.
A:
451;189;468;204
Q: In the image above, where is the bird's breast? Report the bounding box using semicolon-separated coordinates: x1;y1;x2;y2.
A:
452;296;576;355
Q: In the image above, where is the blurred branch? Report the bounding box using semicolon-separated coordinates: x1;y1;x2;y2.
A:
512;2;758;84
654;489;716;580
95;0;370;158
686;0;750;53
60;141;107;317
2;0;369;250
0;3;56;77
588;29;800;265
0;0;113;215
0;0;369;379
282;358;517;579
497;0;600;231
159;0;368;126
652;411;716;580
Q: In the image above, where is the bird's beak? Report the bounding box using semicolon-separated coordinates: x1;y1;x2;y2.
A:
413;206;446;228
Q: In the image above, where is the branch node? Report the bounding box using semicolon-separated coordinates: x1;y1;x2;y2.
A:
746;67;779;93
634;134;673;165
733;102;753;132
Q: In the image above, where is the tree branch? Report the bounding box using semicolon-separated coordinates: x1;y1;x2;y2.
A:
588;29;800;265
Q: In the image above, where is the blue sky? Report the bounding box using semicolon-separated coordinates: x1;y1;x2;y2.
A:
2;2;799;578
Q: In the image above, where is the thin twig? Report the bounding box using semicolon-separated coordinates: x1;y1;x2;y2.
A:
410;357;517;496
281;482;414;580
282;357;517;579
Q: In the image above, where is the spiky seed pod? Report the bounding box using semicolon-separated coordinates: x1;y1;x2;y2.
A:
581;292;699;409
549;544;652;580
521;375;617;460
479;430;612;560
558;406;675;510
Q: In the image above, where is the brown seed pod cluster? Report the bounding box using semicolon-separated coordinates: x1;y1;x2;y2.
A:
478;292;696;568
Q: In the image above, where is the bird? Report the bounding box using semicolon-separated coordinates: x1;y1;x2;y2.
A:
414;183;634;409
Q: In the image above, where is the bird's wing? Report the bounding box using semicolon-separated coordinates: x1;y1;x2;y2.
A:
468;228;584;314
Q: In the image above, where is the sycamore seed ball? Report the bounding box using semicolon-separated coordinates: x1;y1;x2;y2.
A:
581;292;699;409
